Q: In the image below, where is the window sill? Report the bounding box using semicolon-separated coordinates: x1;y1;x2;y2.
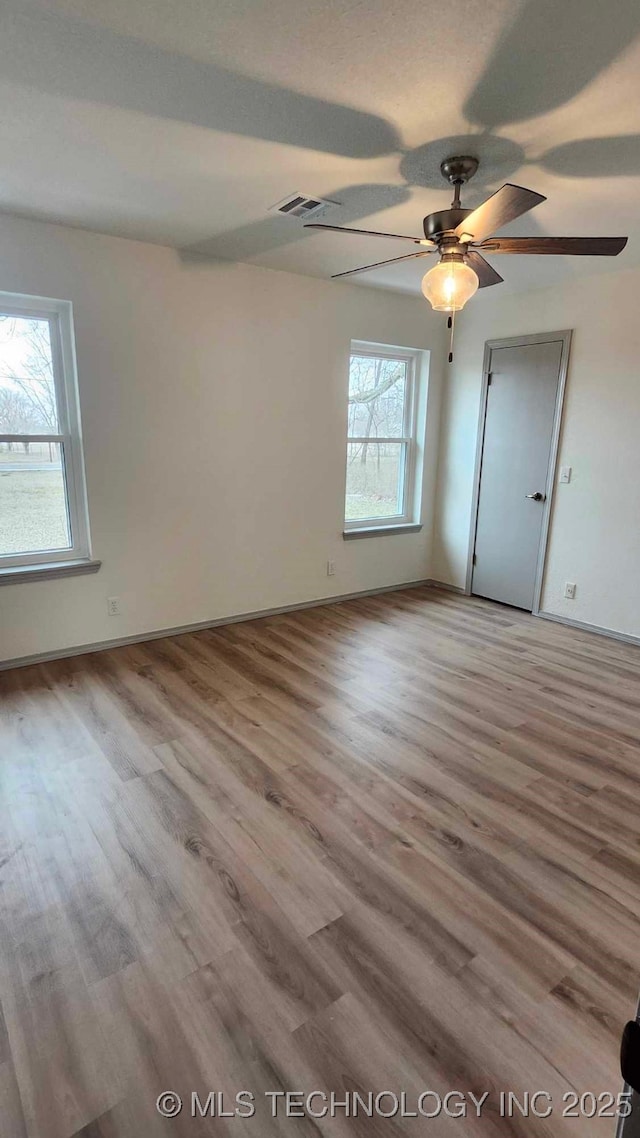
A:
343;523;422;540
0;558;102;586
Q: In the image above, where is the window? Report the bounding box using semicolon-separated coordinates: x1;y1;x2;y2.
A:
0;293;96;581
344;342;422;533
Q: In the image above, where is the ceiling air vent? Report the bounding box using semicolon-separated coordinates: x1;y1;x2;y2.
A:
269;193;335;220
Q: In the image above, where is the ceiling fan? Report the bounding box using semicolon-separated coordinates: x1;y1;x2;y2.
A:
304;156;627;315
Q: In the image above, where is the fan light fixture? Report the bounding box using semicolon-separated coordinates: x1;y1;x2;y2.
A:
421;257;479;312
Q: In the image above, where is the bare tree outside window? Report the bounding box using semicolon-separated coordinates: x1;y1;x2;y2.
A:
0;316;58;434
0;312;71;557
345;347;419;527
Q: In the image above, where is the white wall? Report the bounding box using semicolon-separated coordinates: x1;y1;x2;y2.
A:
433;265;640;639
0;213;447;665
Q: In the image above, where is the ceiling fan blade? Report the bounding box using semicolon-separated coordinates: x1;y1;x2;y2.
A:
331;249;435;279
305;223;432;245
464;250;504;288
456;184;546;242
477;236;628;256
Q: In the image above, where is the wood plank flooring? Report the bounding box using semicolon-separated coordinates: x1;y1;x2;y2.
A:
1;586;639;1137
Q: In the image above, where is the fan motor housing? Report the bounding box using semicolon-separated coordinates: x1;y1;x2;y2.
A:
423;208;471;240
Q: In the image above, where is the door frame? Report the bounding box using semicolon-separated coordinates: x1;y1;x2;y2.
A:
464;329;573;614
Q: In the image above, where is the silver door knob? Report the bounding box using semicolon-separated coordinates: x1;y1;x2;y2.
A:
525;492;545;501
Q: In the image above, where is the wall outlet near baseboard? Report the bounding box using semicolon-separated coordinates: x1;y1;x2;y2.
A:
326;560;336;576
107;596;121;616
564;582;577;600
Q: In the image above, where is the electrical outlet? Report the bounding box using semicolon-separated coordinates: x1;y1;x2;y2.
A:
564;582;576;600
326;560;336;576
107;596;121;616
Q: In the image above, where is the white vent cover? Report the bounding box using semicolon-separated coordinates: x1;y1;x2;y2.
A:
269;193;335;220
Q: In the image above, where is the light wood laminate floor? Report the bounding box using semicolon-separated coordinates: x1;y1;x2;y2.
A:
1;587;639;1137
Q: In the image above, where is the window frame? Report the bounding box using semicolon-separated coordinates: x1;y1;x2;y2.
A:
0;291;94;575
344;341;421;533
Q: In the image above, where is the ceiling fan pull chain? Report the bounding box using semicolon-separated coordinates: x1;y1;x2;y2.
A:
448;310;455;363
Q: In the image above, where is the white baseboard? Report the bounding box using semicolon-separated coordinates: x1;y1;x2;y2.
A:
424;578;466;594
3;582;636;673
0;578;432;672
537;609;640;648
427;585;640;647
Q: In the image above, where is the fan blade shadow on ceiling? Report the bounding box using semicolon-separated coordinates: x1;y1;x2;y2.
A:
400;130;640;202
538;135;640;177
0;2;399;159
179;184;413;263
464;0;640;129
400;135;526;200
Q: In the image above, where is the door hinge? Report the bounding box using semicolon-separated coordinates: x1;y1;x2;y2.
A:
472;553;477;565
487;373;493;387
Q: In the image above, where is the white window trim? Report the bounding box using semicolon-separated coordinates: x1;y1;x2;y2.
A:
344;341;423;534
0;291;99;583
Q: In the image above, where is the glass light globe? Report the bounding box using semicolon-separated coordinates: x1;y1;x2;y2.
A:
421;259;479;312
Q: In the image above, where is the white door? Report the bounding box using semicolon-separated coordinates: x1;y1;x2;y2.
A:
471;338;564;611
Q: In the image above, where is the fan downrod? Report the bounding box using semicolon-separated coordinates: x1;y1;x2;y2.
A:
422;155;479;241
441;156;479;211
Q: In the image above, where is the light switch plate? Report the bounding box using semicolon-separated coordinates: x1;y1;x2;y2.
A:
559;466;572;484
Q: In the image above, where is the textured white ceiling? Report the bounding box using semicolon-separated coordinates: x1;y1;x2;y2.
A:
1;0;639;294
